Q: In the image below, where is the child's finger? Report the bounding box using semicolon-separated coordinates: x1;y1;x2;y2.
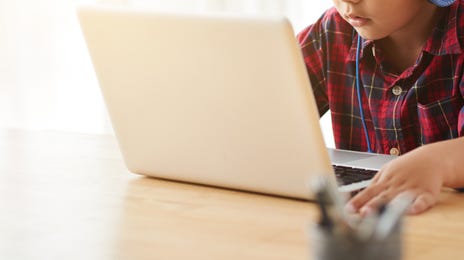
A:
345;183;385;212
359;192;389;216
408;193;436;215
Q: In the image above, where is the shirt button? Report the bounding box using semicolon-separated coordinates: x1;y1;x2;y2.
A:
389;147;400;156
392;85;402;96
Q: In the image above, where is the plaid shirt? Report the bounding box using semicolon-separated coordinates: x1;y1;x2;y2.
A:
297;2;464;155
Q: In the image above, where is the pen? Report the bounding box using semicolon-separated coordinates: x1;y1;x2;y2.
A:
311;175;350;234
315;189;334;231
356;203;386;241
374;193;413;239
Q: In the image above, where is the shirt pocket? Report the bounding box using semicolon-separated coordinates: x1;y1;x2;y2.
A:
417;95;462;144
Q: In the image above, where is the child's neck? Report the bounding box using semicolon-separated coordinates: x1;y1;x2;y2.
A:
375;6;444;74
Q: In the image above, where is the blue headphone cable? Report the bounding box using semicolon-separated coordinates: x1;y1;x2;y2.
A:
355;35;373;153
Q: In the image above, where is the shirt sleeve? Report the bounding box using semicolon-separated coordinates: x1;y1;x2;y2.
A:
459;77;464;136
296;13;330;117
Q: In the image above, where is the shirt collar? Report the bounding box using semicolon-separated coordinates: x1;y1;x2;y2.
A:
346;34;373;62
423;1;462;55
346;1;462;62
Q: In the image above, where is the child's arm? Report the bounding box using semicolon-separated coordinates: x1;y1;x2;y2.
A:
345;136;464;215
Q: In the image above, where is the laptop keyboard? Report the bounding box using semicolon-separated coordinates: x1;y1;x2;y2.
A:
333;165;377;186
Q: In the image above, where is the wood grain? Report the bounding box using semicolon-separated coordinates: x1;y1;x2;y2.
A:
1;129;462;259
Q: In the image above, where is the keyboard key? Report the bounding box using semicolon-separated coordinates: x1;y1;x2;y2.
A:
332;165;377;185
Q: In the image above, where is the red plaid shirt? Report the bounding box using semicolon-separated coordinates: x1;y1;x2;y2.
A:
297;2;464;155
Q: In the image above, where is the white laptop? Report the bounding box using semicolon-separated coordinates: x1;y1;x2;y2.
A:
77;6;396;200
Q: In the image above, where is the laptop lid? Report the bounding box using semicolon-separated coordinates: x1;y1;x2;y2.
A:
77;6;336;200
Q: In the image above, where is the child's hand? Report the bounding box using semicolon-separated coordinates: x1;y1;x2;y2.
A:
345;145;447;215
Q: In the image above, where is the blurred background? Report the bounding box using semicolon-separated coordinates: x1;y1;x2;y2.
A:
0;0;334;146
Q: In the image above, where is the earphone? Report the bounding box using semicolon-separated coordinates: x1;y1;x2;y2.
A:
355;34;373;153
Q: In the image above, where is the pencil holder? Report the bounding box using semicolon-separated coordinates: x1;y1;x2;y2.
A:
309;222;403;260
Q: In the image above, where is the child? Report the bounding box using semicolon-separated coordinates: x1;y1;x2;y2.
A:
297;0;464;215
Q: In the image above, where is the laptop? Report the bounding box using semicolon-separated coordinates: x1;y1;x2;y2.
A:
77;6;396;200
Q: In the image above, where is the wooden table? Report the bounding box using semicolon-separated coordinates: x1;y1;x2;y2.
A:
1;129;463;259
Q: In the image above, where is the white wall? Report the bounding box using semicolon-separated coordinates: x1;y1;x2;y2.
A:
0;0;334;147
